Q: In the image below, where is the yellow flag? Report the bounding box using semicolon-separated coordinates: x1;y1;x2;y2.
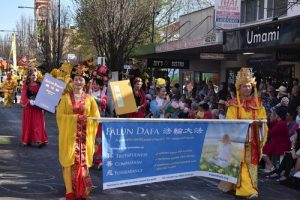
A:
12;33;17;71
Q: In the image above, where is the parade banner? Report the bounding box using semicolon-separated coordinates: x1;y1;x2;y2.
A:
35;74;66;113
101;119;254;189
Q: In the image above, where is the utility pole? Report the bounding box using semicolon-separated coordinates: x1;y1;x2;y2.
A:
56;0;61;67
150;1;159;84
151;5;155;43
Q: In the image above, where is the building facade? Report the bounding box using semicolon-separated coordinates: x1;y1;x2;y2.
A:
136;1;300;90
222;0;300;86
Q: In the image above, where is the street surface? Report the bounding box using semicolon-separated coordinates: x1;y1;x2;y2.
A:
0;103;299;200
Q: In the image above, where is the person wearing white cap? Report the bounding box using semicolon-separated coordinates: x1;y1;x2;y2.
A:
270;96;289;113
276;85;288;101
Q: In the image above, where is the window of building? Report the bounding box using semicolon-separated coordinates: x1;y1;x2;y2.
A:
241;0;265;23
241;0;246;23
241;0;288;23
246;0;257;22
267;0;288;18
267;0;274;18
274;0;288;17
258;0;264;19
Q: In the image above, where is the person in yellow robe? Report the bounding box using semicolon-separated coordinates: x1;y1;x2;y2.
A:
56;65;100;200
1;71;18;107
218;68;268;199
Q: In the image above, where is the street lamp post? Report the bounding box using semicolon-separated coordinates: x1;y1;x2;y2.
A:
0;30;18;33
17;6;35;9
151;4;159;43
151;6;155;43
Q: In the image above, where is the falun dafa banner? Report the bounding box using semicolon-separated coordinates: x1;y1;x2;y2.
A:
100;118;263;190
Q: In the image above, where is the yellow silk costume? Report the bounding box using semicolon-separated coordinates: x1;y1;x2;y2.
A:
56;93;100;168
1;79;17;107
226;97;268;197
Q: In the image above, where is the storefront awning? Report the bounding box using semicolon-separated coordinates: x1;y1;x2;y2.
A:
133;33;224;59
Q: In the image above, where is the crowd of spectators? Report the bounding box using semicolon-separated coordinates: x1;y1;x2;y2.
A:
123;75;300;187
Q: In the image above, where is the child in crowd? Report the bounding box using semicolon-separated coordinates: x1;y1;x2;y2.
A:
217;99;226;119
150;86;170;118
188;102;199;119
196;102;212;119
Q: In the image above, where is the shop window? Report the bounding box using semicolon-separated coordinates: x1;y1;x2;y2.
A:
226;68;239;85
194;72;201;83
226;65;294;88
182;71;193;94
182;71;193;83
202;72;219;85
153;68;168;80
168;69;179;86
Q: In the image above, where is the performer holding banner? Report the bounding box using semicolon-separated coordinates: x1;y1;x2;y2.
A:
56;65;99;200
20;67;48;147
218;68;268;199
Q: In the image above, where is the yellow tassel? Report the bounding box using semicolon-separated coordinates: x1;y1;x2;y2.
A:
236;90;241;107
254;87;259;107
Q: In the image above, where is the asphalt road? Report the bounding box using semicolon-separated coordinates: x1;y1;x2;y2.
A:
0;103;299;200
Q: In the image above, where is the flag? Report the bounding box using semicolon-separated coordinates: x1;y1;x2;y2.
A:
8;33;17;71
12;33;17;71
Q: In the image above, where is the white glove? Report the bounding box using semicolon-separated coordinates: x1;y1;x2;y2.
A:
29;100;35;106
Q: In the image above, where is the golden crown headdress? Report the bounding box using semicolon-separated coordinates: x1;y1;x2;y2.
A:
235;67;256;89
235;67;259;108
71;64;90;80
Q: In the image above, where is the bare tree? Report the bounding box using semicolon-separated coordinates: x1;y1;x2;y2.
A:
38;0;70;71
13;1;71;72
0;34;12;61
157;0;214;27
15;16;36;59
73;0;154;71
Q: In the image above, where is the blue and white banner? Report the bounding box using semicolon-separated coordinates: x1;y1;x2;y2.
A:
101;119;252;189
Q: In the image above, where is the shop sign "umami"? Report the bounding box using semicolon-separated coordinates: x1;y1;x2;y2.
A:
246;26;280;45
223;16;300;52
